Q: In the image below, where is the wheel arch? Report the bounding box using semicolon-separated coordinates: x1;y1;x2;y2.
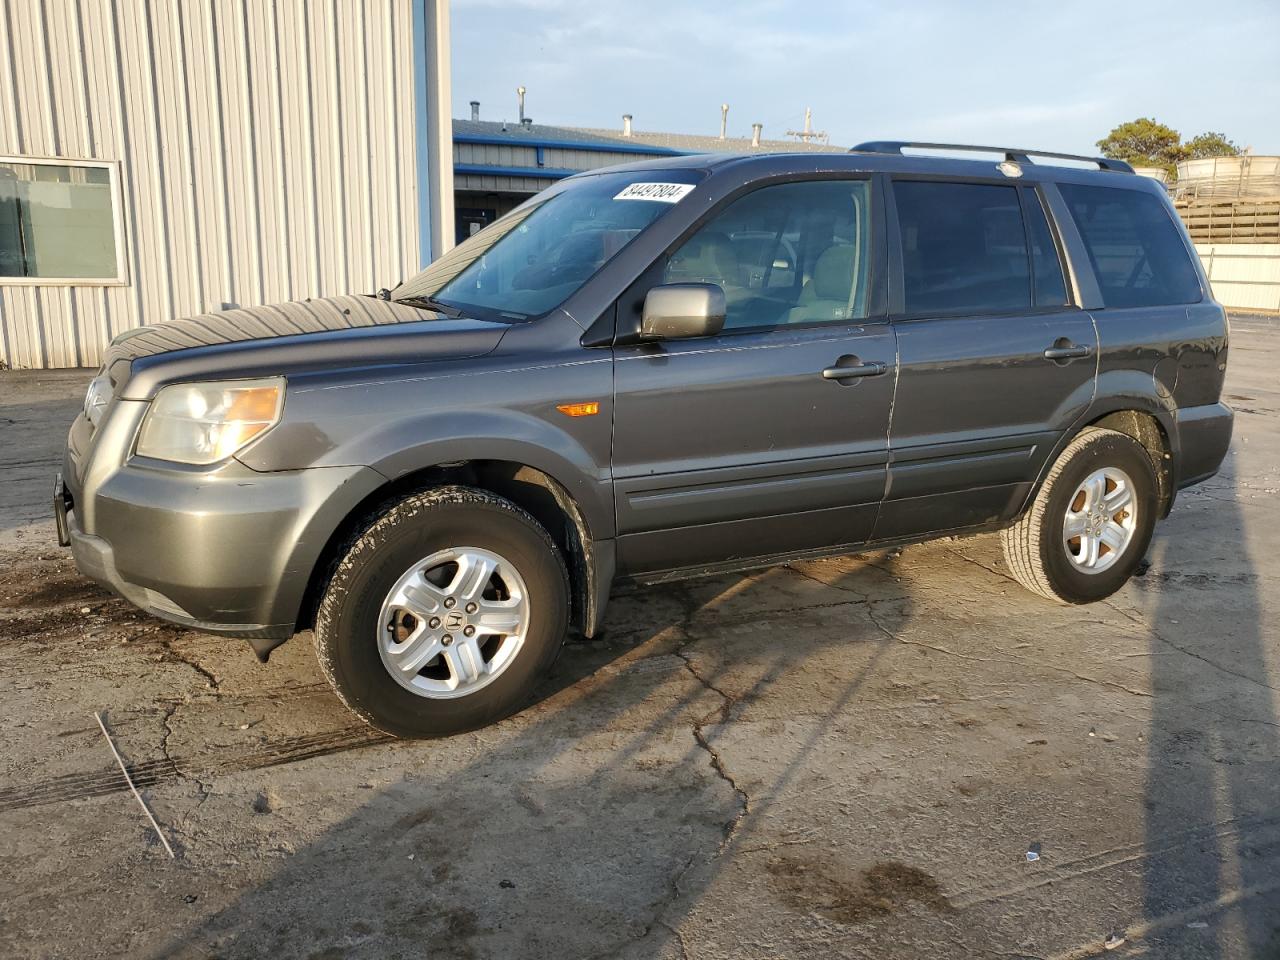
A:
295;459;611;641
1019;397;1177;521
1087;408;1173;513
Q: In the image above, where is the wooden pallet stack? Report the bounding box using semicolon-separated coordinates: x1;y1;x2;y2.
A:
1175;198;1280;243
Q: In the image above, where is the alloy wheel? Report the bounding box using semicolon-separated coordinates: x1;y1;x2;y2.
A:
376;546;530;698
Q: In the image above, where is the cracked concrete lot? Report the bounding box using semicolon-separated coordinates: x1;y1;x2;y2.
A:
1;315;1278;960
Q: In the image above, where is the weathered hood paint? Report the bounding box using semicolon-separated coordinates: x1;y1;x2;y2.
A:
110;295;510;400
105;295;453;364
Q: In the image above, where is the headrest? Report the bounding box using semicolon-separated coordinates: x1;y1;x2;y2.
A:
671;231;738;283
812;244;855;300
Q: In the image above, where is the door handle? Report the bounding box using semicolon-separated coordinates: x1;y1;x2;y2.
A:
822;360;887;380
1043;342;1092;361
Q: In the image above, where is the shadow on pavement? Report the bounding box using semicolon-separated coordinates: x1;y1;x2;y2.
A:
145;560;913;960
1140;469;1280;956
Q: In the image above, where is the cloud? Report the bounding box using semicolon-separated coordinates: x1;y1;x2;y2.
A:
451;0;1280;153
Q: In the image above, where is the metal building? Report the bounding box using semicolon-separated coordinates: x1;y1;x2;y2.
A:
447;111;846;243
0;0;452;370
449;118;680;241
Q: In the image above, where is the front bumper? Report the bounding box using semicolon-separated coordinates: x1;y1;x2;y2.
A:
63;433;385;642
67;512;295;639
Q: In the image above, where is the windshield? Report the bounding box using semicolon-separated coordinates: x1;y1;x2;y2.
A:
393;170;704;320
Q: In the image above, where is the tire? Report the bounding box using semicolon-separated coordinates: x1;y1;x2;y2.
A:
1001;427;1158;604
315;485;570;738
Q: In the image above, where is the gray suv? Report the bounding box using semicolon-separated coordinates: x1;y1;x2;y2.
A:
57;142;1233;738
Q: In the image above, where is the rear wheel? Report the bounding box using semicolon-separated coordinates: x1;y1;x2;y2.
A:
315;486;570;738
1001;427;1158;604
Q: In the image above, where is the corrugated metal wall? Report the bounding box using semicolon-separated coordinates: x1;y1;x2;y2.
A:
455;171;557;194
452;140;674;195
0;0;420;370
454;140;671;173
1196;243;1280;313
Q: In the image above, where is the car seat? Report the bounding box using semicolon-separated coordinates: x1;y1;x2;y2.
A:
786;244;856;324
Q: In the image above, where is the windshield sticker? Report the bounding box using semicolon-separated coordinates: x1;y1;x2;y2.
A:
613;182;695;203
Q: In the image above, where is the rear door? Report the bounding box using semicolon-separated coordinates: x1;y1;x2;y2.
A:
876;178;1097;541
610;177;897;576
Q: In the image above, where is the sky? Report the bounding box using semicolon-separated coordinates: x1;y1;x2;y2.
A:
451;0;1280;156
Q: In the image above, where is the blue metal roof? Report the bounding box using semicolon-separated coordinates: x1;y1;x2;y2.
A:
453;163;581;181
452;119;685;156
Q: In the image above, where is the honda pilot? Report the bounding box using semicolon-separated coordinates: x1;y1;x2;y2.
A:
57;142;1233;738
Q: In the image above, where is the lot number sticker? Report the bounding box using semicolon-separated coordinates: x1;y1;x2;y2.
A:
614;182;695;203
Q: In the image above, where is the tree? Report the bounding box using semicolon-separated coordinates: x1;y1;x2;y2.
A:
1183;131;1241;160
1096;118;1183;174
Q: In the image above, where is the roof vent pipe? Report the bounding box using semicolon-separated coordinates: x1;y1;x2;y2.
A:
719;103;729;140
622;113;633;137
751;123;762;148
517;85;526;124
470;100;480;121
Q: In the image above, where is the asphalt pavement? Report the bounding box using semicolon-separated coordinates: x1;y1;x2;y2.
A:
0;317;1277;959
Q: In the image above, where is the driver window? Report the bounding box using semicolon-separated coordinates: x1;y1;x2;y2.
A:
663;179;872;331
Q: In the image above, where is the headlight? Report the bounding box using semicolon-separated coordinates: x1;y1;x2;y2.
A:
135;378;284;465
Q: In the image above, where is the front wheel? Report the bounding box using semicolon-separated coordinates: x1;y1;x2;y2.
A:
314;486;570;738
1001;427;1158;604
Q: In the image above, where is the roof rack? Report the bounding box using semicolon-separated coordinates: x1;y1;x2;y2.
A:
850;141;1134;174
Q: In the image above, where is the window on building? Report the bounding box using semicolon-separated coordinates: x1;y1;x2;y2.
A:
0;158;125;282
1058;183;1201;308
895;180;1031;315
662;179;873;331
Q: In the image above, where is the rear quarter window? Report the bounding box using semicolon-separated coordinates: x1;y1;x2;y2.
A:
1024;189;1069;307
1059;183;1201;308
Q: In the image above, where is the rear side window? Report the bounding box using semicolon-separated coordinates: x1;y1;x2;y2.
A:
1059;183;1201;308
894;181;1030;315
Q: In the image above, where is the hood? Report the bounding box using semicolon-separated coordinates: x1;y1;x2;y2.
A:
108;295;511;400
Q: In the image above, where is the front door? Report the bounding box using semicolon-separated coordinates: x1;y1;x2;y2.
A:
610;178;898;576
876;179;1098;541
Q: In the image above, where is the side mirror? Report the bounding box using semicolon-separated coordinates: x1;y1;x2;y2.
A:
641;283;726;340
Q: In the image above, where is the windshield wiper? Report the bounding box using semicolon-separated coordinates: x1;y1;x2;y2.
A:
394;294;464;318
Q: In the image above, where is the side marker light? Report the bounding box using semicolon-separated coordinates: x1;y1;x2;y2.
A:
556;401;600;417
